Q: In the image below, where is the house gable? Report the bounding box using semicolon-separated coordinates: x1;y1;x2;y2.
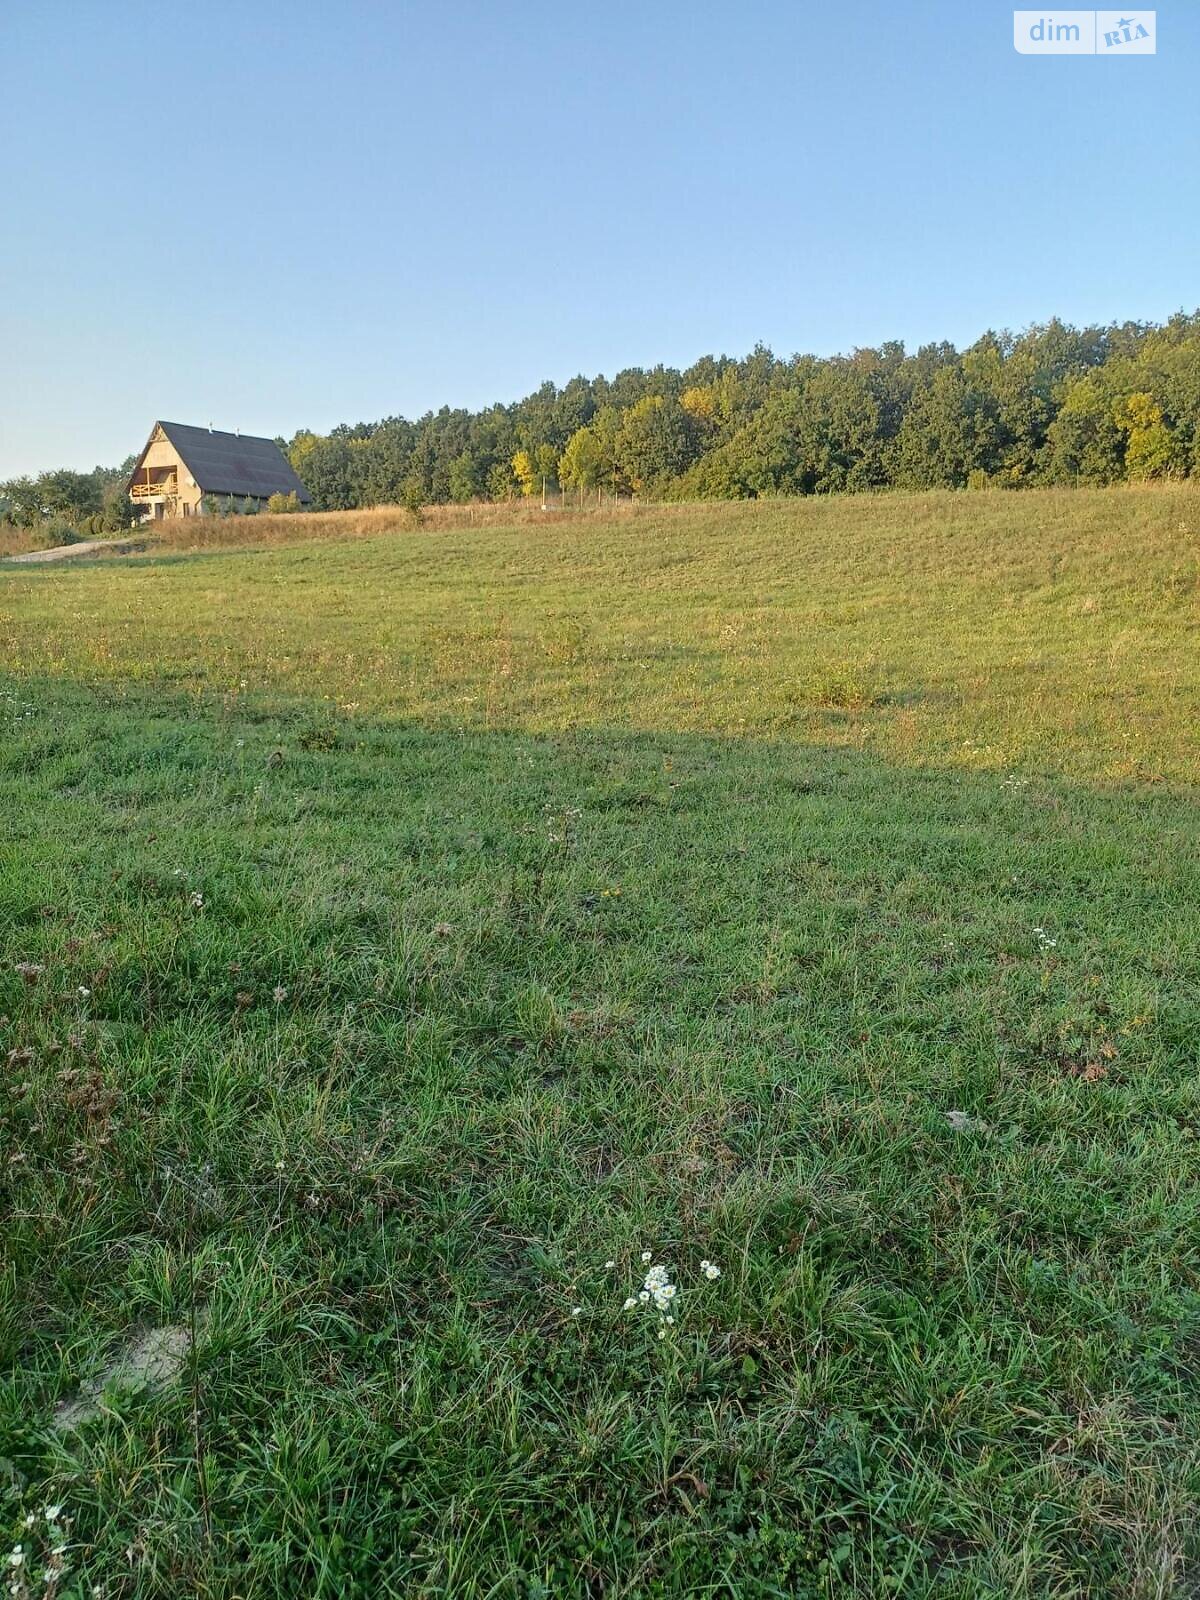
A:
126;424;183;486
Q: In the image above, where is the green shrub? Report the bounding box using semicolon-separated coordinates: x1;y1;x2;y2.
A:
38;514;86;547
297;721;341;752
798;660;887;711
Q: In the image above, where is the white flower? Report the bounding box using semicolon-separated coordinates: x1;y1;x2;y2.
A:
273;985;288;1003
604;1260;615;1269
43;1506;62;1522
638;1290;650;1302
703;1263;721;1280
641;1250;652;1263
571;1306;582;1317
657;1326;667;1339
666;1315;675;1324
622;1296;638;1311
78;986;90;998
21;1516;34;1530
190;891;204;909
699;1259;710;1270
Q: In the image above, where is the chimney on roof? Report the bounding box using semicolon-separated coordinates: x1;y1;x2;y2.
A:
235;427;240;437
208;422;213;433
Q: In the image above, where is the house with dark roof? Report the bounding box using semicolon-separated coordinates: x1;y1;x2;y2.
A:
127;421;312;519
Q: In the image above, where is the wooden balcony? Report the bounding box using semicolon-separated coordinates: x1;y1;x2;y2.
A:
131;477;177;499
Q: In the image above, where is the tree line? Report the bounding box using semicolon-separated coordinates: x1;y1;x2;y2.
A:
284;313;1200;509
4;312;1199;532
0;461;135;536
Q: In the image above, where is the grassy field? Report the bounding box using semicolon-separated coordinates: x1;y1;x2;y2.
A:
2;487;1198;1597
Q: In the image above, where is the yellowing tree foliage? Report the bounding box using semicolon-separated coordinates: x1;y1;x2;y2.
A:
1115;392;1179;480
511;450;536;497
558;427;603;491
681;385;717;421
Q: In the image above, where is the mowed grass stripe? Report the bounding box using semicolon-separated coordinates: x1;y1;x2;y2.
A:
2;485;1197;782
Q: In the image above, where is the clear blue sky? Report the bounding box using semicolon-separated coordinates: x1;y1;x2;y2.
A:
1;1;1196;476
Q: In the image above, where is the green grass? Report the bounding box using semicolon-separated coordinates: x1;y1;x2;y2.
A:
2;487;1199;1597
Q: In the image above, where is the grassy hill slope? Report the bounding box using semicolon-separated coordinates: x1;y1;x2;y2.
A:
2;488;1198;1597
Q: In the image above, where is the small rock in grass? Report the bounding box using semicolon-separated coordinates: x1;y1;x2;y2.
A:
54;1322;201;1431
945;1109;989;1134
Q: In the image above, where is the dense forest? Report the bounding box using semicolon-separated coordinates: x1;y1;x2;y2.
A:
285;314;1200;509
5;313;1200;530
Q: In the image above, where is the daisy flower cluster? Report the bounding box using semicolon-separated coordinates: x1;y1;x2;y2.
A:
544;803;582;846
620;1250;721;1338
6;1503;77;1598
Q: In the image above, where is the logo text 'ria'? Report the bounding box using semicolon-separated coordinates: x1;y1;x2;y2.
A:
1103;15;1149;46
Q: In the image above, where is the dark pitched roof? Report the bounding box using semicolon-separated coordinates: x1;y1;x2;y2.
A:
129;422;312;502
